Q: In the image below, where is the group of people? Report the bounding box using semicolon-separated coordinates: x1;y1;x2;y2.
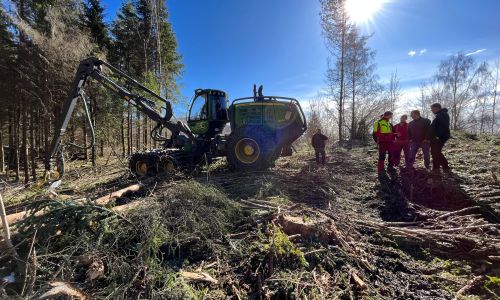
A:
310;103;451;175
373;103;451;174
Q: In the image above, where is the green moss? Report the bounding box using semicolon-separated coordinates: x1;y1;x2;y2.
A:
484;276;500;298
265;225;309;268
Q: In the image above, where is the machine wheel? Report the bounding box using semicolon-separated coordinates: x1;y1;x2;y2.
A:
129;153;154;178
226;127;277;171
157;155;176;177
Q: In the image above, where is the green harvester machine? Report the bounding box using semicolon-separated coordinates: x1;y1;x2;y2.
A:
44;58;307;181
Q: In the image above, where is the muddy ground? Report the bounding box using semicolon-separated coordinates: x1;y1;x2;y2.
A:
0;132;499;299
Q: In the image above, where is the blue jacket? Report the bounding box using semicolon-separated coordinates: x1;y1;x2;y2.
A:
431;108;450;142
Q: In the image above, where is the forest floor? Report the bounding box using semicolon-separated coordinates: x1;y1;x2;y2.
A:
0;132;499;299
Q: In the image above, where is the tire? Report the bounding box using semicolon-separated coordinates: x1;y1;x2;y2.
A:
129;152;154;178
226;127;277;171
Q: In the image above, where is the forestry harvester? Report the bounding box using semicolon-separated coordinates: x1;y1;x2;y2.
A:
44;57;307;181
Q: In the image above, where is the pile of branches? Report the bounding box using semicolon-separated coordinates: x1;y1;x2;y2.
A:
355;204;500;262
1;181;248;299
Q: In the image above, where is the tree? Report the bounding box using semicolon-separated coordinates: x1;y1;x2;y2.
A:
344;29;377;140
387;70;401;112
0;11;15;175
436;53;481;130
320;0;352;141
84;0;110;51
491;59;499;134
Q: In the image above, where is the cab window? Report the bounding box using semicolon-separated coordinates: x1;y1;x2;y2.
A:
210;94;228;121
189;94;207;121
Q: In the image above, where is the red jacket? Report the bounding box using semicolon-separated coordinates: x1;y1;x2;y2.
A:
394;122;409;141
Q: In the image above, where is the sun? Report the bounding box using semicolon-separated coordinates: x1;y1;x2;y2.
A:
345;0;387;24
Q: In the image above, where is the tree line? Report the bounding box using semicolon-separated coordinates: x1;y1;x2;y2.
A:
0;0;182;184
315;0;499;143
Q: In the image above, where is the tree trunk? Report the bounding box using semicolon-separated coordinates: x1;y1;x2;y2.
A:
100;139;104;157
14;103;20;182
143;116;148;150
338;21;346;142
8;109;14;180
44;115;50;167
22;106;29;184
29;112;36;182
127;103;132;155
136;110;141;151
492;61;499;134
0;121;4;174
121;111;126;157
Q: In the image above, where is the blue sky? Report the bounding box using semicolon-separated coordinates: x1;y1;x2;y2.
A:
101;0;500;114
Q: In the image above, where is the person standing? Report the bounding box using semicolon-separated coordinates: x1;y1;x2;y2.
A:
430;103;451;173
392;115;410;167
407;110;431;169
373;111;395;172
311;129;328;164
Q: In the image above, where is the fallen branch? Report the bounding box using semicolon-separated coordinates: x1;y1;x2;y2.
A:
435;206;480;220
350;269;367;291
452;275;485;300
0;192;18;257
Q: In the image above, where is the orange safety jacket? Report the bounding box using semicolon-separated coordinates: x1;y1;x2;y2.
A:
373;118;395;143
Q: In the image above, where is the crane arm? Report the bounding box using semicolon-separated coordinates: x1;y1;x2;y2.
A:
44;57;192;179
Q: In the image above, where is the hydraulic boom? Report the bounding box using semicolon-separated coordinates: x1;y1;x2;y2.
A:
44;57;192;180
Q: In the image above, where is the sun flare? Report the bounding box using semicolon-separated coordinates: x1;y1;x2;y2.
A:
345;0;387;24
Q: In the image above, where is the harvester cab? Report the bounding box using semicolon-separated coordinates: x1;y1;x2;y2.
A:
187;89;229;137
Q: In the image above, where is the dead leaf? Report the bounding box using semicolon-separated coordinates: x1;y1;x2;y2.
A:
86;259;105;281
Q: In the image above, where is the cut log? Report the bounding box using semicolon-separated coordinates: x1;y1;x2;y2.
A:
37;281;86;300
180;271;218;284
93;183;145;206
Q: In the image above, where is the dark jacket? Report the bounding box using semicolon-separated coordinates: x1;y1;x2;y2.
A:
408;117;431;143
311;133;328;148
431;108;451;142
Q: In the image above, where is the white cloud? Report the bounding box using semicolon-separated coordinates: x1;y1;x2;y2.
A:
419;48;427;56
408;50;416;57
465;49;486;56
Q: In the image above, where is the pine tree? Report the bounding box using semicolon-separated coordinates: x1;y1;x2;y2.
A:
0;12;15;175
84;0;110;51
110;2;143;76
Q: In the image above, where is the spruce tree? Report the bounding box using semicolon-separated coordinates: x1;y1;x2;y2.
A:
84;0;110;51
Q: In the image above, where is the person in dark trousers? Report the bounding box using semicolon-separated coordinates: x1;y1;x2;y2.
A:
373;111;395;172
311;129;328;164
430;103;451;173
407;110;431;169
392;115;410;167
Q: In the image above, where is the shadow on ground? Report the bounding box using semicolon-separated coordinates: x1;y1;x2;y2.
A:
377;167;499;223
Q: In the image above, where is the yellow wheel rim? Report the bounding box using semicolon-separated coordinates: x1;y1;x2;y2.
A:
135;161;148;177
243;145;255;156
160;156;175;174
235;138;260;164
